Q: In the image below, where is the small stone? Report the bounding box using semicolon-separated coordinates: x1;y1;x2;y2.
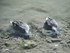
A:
54;44;58;47
46;40;51;43
67;26;70;28
51;38;62;42
0;29;3;32
60;41;66;44
4;43;10;47
46;38;52;43
53;48;57;50
67;41;70;44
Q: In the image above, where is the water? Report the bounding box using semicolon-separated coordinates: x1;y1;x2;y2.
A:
0;0;70;25
0;0;70;53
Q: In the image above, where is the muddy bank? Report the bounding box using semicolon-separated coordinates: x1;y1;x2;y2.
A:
0;19;70;53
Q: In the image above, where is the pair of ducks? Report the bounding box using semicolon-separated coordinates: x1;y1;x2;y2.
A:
10;17;59;37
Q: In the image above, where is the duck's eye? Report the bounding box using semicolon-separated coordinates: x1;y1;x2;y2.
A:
12;22;17;26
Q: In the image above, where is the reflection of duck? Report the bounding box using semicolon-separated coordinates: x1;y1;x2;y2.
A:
10;21;30;36
43;17;59;35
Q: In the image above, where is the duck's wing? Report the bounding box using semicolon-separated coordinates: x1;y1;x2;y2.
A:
50;19;58;27
19;23;29;33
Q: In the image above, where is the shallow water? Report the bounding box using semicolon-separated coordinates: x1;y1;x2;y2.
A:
0;0;70;24
0;0;70;53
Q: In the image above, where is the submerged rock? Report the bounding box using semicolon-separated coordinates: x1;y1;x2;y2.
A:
19;40;37;49
46;38;62;43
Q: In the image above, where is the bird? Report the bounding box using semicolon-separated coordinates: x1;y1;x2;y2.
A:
43;17;59;35
10;21;30;36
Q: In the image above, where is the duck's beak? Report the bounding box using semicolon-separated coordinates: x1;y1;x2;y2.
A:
46;17;49;20
10;21;13;24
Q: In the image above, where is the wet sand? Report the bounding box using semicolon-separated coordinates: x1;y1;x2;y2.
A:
0;0;70;53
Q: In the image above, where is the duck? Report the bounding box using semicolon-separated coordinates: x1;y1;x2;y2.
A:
10;21;30;36
43;17;59;35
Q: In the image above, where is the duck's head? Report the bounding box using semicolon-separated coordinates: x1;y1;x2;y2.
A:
45;17;52;21
10;21;20;27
